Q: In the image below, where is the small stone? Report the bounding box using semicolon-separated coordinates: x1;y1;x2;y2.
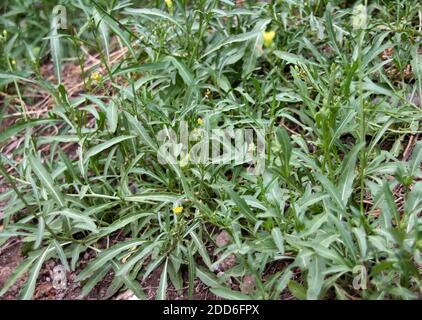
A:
215;230;231;247
51;265;67;290
240;275;256;295
218;254;236;271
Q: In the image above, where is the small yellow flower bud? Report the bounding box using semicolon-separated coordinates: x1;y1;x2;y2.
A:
2;30;7;37
173;206;184;214
90;71;101;82
263;31;276;47
197;117;203;125
11;59;16;65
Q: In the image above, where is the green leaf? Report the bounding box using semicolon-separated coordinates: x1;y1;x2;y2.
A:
306;256;324;300
352;228;367;258
276;127;292;176
242;19;271;77
116;241;159;276
157;258;168;300
124;193;179;204
97;213;154;238
362;79;394;96
52;240;71;272
190;231;212;269
93;3;136;57
124;8;184;30
410;141;422;176
0;119;59;144
271;228;285;255
125;112;158;151
164;56;194;86
210;287;251;300
201;30;261;59
76;239;144;281
310;243;347;266
0;72;38;85
34;216;45;249
288;280;307;300
29;154;65;207
274;50;318;66
49;20;62;83
85;135;135;160
381;181;400;228
93;8;110;60
167;261;183;293
405;182;422;216
329;110;357;150
188;246;195;299
273;269;292;299
48;209;98;233
338;143;364;203
196;267;222;288
110;261;146;300
225;187;257;223
324;6;343;62
106;100;118;133
71;244;83;271
315;173;345;212
21;246;52;300
80;264;111;298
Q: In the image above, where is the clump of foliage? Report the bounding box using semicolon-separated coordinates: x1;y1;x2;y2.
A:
0;0;421;300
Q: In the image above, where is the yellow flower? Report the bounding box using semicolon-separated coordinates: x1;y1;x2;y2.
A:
165;0;173;9
263;30;276;47
173;206;184;214
91;71;101;82
197;117;203;125
2;30;7;37
11;59;16;65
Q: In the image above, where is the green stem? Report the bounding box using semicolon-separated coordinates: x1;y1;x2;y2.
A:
357;30;367;215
